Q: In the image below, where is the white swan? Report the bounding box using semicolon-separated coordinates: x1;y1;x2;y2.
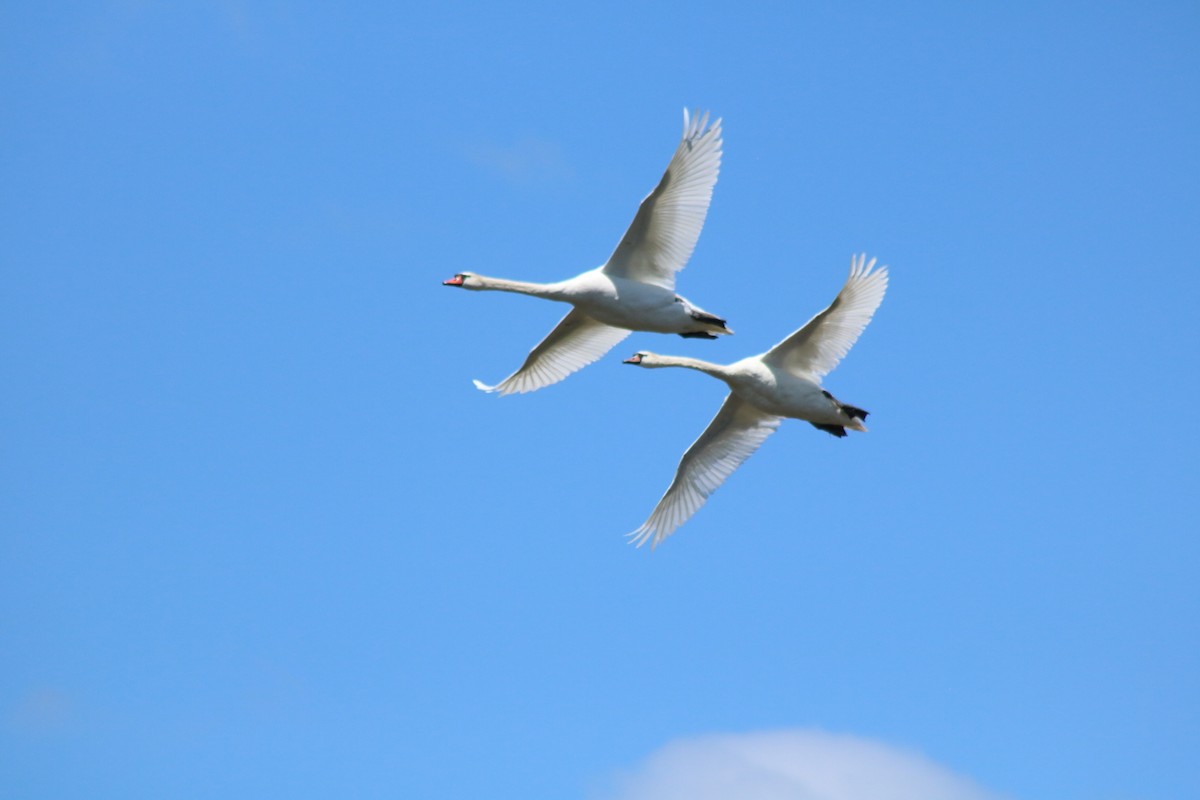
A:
444;109;730;396
623;254;889;548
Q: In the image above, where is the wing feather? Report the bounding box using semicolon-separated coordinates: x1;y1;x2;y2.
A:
602;109;722;290
762;254;889;380
474;309;630;396
630;395;781;548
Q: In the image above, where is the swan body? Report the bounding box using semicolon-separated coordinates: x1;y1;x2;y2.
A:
647;354;869;428
449;269;727;334
624;254;889;548
444;109;729;396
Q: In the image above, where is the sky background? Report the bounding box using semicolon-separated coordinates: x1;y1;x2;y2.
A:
3;2;1199;799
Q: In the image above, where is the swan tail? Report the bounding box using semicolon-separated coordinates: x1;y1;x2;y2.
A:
692;311;732;336
679;300;733;336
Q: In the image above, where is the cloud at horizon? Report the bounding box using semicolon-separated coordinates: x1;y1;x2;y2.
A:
600;729;1010;800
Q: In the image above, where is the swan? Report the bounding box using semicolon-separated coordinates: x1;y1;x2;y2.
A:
443;109;730;395
623;254;889;548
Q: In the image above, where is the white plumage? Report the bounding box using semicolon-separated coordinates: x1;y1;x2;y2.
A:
445;110;730;396
625;255;889;548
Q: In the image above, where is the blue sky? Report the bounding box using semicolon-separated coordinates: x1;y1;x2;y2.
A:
3;2;1198;798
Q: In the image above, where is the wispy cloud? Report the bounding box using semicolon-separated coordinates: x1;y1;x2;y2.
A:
463;137;574;185
600;729;1010;800
8;687;75;735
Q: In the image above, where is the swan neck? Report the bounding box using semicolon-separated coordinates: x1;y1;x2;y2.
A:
472;274;562;299
654;355;727;378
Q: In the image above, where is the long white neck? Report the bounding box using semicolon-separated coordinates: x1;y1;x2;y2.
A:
643;354;731;381
468;274;566;300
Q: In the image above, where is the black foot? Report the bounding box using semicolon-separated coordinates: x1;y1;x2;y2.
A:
822;390;869;421
811;423;848;438
679;332;718;339
689;310;727;327
841;404;869;421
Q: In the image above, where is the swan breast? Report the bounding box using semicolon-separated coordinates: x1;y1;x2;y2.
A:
566;271;691;332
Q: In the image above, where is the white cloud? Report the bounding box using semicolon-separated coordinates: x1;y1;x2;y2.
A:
600;729;1010;800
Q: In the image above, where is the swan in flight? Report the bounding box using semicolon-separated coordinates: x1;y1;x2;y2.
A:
623;254;889;548
444;109;730;395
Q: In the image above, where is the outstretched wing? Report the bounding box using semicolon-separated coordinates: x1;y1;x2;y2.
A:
630;395;781;548
473;308;631;396
602;109;723;291
761;254;889;380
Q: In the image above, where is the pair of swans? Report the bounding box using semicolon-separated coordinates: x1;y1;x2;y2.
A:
444;110;889;548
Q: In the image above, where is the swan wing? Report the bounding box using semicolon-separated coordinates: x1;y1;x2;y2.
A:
630;395;781;548
602;109;722;291
473;308;631;396
761;254;888;380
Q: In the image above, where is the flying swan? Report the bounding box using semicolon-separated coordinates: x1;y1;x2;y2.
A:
443;109;730;395
623;254;889;548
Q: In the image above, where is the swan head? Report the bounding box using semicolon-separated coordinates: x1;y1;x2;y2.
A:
623;351;665;367
442;271;481;289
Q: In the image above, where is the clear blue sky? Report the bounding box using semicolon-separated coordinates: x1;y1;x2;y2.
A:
3;3;1198;799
